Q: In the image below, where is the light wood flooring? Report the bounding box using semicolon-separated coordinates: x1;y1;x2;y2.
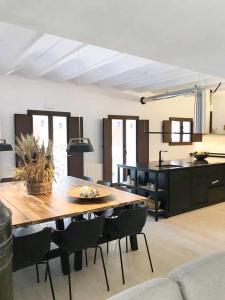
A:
14;202;225;300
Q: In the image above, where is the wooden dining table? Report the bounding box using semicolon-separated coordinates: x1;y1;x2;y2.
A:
0;176;146;274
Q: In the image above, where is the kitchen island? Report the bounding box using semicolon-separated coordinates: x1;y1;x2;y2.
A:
118;158;225;221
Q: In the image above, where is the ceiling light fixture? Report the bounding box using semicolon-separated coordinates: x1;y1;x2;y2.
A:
0;139;13;152
66;41;94;154
140;86;198;104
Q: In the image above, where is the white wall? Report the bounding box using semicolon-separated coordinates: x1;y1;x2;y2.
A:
0;75;195;177
194;135;225;153
212;90;225;134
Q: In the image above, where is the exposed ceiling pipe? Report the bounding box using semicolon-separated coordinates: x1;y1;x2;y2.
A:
140;86;198;104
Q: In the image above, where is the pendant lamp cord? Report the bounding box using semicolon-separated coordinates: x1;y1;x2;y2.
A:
77;40;81;140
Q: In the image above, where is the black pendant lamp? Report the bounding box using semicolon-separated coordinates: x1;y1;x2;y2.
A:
67;137;94;154
67;116;94;154
0;139;13;151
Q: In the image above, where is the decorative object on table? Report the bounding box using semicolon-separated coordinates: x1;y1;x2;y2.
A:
15;134;54;195
145;197;161;210
193;151;209;161
68;185;112;199
0;139;13;151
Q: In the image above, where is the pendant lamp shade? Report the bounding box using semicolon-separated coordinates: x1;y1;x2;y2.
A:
67;138;94;154
0;139;13;151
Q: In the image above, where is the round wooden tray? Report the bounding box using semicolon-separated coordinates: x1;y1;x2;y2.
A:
68;186;112;199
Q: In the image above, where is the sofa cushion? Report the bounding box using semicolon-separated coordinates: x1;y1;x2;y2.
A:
107;278;183;300
169;251;225;300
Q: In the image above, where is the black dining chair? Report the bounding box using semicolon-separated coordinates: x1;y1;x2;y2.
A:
96;180;112;187
82;175;93;182
53;216;109;300
94;180;133;254
13;227;55;300
94;204;154;285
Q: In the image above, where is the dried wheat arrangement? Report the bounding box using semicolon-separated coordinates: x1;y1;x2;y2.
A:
15;134;54;194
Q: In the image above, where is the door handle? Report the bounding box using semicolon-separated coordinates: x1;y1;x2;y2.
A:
211;179;220;185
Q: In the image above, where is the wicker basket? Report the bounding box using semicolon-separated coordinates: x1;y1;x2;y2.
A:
26;182;52;195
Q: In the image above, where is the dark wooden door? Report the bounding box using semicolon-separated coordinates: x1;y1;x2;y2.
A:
103;118;112;181
137;120;149;165
14;114;33;166
67;117;84;178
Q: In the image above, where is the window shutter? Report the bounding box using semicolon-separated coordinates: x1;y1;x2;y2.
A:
137;120;149;165
163;120;172;143
14;114;32;166
67;117;84;178
103;118;112;181
192;133;203;142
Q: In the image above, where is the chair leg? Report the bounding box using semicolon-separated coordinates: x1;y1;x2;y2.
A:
140;232;154;273
45;264;48;282
118;239;125;285
67;257;72;300
97;246;110;291
126;236;128;253
107;242;109;254
85;248;88;267
94;247;97;264
35;264;40;283
46;262;56;300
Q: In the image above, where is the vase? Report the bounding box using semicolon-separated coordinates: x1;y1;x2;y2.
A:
26;182;52;195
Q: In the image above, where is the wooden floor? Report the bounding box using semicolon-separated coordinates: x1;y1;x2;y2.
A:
14;203;225;300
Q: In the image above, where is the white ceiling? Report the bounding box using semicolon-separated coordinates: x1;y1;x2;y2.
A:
0;21;222;94
1;0;225;80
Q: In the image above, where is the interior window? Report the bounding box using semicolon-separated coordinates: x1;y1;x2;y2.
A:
126;119;137;166
170;117;193;145
53;116;68;180
32;115;49;147
112;119;123;183
110;116;138;183
32;112;68;181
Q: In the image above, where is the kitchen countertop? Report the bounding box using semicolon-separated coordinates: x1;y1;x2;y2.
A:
118;157;225;172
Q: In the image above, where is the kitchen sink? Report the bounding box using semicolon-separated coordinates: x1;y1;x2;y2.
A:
156;164;181;168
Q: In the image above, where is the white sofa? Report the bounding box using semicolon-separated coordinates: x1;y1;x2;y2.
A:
108;251;225;300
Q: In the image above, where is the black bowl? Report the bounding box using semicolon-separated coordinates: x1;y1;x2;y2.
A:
193;153;209;161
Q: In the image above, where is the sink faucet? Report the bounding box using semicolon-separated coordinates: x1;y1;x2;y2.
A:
159;150;168;167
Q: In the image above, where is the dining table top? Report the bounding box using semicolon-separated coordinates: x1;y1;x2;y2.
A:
0;176;146;228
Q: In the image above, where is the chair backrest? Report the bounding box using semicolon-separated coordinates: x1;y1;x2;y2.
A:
53;216;105;252
13;227;52;272
104;204;148;238
97;180;112;187
82;176;93;182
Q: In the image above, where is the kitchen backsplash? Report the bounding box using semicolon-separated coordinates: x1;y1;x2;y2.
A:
194;134;225;153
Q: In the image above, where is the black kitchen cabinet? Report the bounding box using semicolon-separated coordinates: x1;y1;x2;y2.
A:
190;168;208;206
117;160;225;220
168;164;225;215
169;169;191;212
208;165;225;204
